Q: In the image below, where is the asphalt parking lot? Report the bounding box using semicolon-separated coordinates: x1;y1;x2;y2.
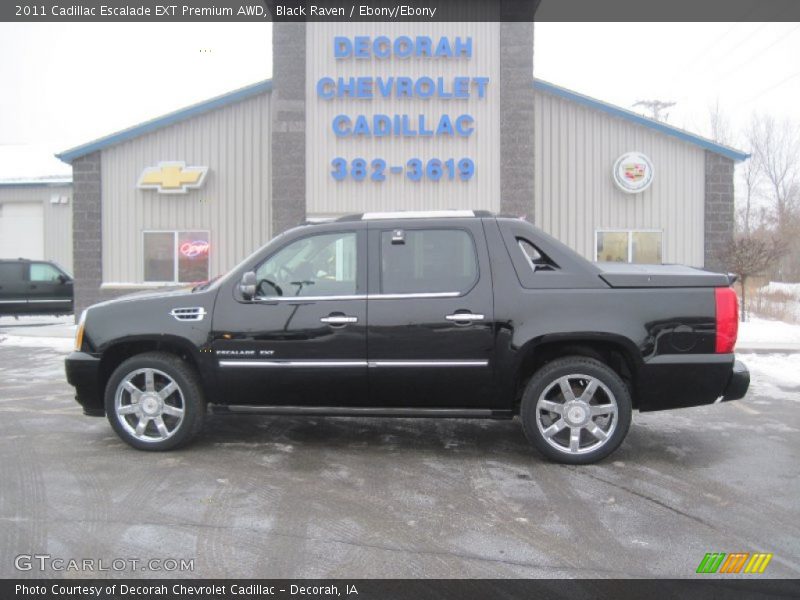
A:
0;330;798;579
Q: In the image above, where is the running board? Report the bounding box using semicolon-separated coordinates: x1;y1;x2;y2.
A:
208;405;513;419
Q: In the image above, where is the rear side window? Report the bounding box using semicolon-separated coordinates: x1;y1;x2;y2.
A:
518;239;558;272
0;263;24;283
380;229;478;294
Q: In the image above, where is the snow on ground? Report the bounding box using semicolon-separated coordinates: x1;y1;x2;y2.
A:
737;316;800;344
738;353;800;388
0;334;73;353
738;353;800;405
0;315;75;338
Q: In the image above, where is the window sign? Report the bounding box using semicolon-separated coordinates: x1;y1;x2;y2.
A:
144;231;210;283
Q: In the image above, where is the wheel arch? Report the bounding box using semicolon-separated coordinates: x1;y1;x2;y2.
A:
513;333;641;411
98;336;205;397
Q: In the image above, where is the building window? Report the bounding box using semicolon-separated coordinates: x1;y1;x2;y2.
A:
596;230;662;264
143;231;210;283
380;229;478;294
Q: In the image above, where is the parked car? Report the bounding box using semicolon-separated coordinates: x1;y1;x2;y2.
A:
0;258;74;316
65;211;749;463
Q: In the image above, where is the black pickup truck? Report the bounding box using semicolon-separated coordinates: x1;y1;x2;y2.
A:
65;211;749;464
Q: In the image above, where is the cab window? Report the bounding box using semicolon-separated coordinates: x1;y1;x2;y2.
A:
380;229;478;295
255;232;357;297
30;262;63;282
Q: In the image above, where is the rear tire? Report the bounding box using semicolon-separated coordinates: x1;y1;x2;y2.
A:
104;352;205;451
520;356;632;464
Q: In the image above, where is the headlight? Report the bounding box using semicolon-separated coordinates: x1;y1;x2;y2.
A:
74;310;87;351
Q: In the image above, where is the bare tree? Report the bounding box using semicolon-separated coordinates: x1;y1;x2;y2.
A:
748;114;800;235
719;232;787;321
745;115;800;281
633;99;676;122
738;155;762;235
708;99;732;145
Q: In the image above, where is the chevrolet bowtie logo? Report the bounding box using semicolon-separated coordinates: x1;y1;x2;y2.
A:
138;161;209;194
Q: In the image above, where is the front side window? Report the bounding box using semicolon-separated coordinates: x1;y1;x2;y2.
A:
143;231;210;283
30;262;62;282
255;232;357;297
596;231;662;264
380;229;478;294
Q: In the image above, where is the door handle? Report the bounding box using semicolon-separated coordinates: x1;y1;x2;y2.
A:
320;315;358;325
445;313;485;323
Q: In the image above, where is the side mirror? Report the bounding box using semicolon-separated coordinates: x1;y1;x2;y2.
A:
57;273;70;284
239;271;257;301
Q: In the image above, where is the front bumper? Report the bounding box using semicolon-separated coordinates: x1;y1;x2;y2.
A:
722;360;750;401
65;351;104;416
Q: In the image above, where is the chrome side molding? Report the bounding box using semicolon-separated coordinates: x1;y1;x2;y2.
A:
219;359;489;368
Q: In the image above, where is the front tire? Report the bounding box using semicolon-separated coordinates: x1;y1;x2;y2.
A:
104;352;205;451
520;356;632;464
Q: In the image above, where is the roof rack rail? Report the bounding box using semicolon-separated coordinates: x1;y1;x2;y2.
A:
362;209;475;220
346;210;492;221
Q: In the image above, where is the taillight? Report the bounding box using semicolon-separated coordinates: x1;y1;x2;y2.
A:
715;287;738;353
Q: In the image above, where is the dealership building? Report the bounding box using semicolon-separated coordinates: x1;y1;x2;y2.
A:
47;23;748;314
0;176;73;270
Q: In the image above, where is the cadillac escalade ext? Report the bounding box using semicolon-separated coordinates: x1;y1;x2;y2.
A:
65;211;749;464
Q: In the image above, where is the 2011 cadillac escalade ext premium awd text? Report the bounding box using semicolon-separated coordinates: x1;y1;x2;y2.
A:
65;211;750;464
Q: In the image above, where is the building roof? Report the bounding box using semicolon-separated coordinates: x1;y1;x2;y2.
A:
0;175;72;187
55;76;748;164
56;80;273;164
534;79;749;162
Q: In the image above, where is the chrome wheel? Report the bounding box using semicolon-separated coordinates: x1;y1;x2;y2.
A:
114;368;185;443
535;373;618;455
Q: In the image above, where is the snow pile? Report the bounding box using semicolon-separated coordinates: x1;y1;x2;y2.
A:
737;316;800;344
760;282;800;297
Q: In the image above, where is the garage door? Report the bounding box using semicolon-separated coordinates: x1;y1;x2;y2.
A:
0;202;44;260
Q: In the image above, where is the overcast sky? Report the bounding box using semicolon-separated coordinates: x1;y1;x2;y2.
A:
0;21;798;178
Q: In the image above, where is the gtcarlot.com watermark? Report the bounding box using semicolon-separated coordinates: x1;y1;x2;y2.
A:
14;553;194;573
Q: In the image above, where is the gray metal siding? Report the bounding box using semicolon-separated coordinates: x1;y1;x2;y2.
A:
0;185;73;271
100;92;271;284
306;23;501;218
534;90;706;267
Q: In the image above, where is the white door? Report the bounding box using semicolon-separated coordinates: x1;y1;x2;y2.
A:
0;202;44;260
